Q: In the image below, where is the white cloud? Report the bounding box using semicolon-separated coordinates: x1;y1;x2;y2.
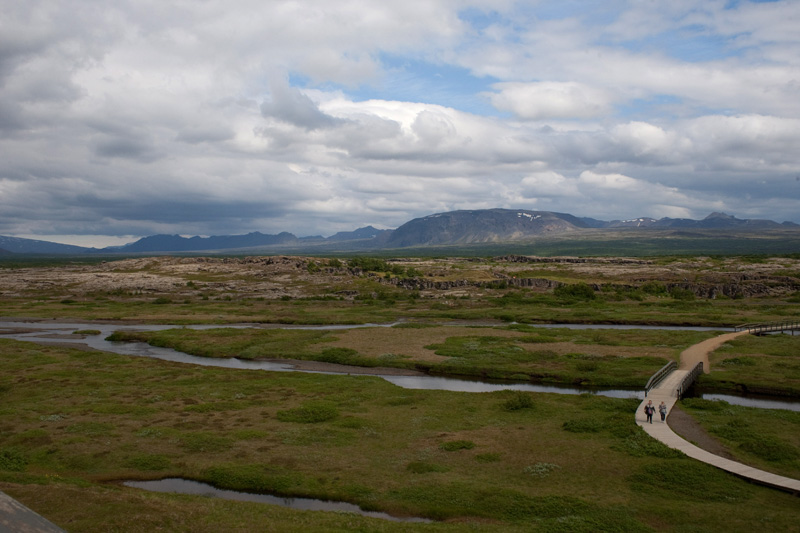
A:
487;81;612;120
1;0;799;245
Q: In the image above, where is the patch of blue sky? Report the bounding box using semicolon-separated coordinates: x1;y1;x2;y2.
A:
615;94;685;121
617;26;747;63
293;54;503;116
458;7;506;31
518;0;621;24
725;0;782;8
458;3;621;44
618;94;738;121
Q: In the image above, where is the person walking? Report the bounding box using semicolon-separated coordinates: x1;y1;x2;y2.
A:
644;400;655;424
659;401;668;422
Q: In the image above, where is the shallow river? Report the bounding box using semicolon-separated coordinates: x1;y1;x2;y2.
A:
1;320;798;411
3;319;798;521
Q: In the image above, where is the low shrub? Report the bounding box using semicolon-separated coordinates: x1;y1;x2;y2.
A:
277;402;339;424
680;398;728;411
179;432;233;453
562;418;603;433
439;440;476;452
0;449;27;472
317;348;359;364
407;461;450;473
554;282;596;300
669;288;695;301
125;454;171;471
641;281;668;296
501;391;535;411
204;464;300;493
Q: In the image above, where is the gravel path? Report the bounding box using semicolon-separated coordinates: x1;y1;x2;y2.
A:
678;330;748;371
666;404;736;460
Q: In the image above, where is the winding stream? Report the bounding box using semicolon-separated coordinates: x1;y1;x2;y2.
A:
3;319;799;520
1;320;798;410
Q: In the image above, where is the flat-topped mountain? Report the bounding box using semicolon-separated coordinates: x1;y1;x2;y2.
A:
384;209;588;247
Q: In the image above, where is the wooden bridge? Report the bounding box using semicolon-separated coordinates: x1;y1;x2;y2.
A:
735;320;800;335
637;330;800;495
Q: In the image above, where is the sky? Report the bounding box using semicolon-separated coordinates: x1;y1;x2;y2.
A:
1;0;799;247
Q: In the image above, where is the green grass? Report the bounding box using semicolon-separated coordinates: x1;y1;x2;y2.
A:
699;333;800;395
679;398;800;479
422;332;680;387
2;287;796;327
105;326;720;389
1;339;799;531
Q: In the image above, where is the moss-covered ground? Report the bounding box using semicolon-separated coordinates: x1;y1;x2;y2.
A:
1;339;799;532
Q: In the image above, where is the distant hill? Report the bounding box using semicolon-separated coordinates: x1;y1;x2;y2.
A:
326;226;390;242
2;210;798;255
118;232;300;253
0;235;93;255
603;212;797;230
384;209;587;247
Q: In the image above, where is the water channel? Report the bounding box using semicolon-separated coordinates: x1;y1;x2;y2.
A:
3;319;799;520
1;320;798;411
123;478;431;523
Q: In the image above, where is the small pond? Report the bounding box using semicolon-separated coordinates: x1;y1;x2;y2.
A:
123;478;431;523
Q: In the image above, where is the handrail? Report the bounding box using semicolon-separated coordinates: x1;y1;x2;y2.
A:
676;362;704;399
644;361;677;397
735;321;800;334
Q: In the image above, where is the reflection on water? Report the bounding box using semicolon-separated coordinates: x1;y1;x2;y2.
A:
691;392;800;411
124;478;431;523
0;320;644;399
381;374;643;399
2;320;798;411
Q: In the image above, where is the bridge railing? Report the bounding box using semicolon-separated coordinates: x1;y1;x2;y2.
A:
676;362;704;399
735;321;800;335
645;361;677;397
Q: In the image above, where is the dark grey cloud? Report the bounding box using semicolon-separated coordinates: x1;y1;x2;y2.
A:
260;78;341;130
175;126;235;145
0;101;26;132
94;136;161;162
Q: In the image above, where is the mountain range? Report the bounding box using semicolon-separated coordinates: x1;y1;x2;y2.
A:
1;210;798;255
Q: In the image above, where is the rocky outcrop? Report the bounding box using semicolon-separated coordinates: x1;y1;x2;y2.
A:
381;275;796;299
495;255;651;265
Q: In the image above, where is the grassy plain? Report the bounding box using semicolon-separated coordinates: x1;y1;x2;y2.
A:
699;333;800;396
678;398;800;479
1;254;800;531
1;340;800;532
107;325;717;388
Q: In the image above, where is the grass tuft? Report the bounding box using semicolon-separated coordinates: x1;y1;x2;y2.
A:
276;402;339;424
439;440;476;452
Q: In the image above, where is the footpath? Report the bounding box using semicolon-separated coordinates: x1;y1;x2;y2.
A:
636;332;800;495
0;490;66;533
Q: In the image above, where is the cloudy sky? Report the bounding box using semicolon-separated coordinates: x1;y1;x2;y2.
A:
2;0;799;247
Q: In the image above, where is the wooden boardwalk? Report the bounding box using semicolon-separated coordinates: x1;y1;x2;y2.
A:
0;490;66;533
636;334;800;495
